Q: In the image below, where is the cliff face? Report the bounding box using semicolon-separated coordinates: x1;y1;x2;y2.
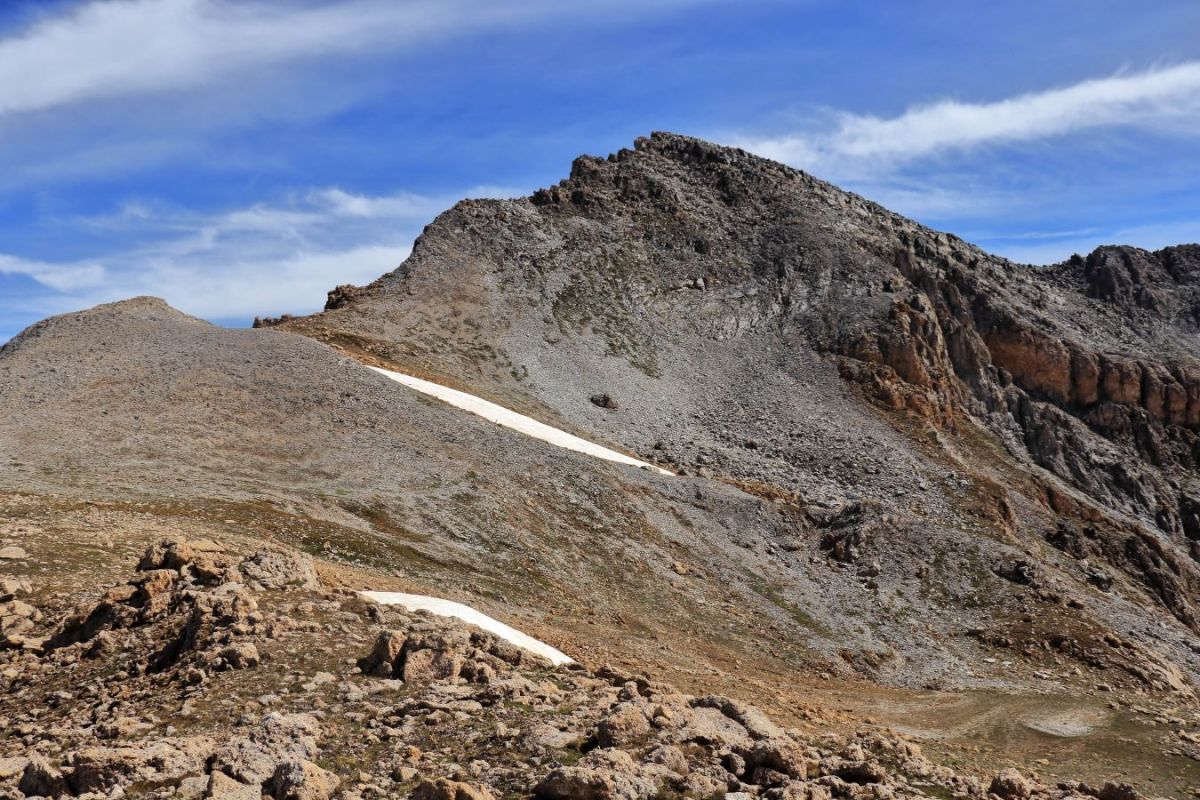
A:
837;236;1200;631
840;235;1200;525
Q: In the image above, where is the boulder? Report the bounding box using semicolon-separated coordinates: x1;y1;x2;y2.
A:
132;569;178;618
239;549;320;590
773;781;834;800
200;583;260;625
220;642;261;669
139;538;226;572
65;738;217;795
177;775;209;799
360;630;406;677
211;713;321;785
412;777;495;800
206;770;261;800
589;393;618;410
995;560;1038;586
268;759;340;800
403;646;464;684
0;577;30;601
835;760;887;784
67;747;148;794
693;695;783;740
989;768;1033;800
1094;783;1142;800
0;756;28;781
0;599;40;637
643;744;688;776
596;703;652;747
746;739;819;779
535;749;665;800
19;755;67;798
324;283;366;311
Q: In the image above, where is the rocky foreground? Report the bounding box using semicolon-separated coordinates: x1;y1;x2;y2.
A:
0;538;1154;800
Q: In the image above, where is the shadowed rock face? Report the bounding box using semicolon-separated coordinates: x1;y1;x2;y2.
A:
282;132;1200;640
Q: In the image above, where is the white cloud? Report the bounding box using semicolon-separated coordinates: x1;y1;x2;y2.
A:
0;0;417;115
740;62;1200;172
312;188;436;220
0;0;712;118
0;0;719;191
0;254;107;292
836;181;1010;220
98;241;417;318
3;183;523;322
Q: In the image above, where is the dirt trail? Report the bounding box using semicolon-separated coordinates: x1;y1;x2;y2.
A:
821;684;1200;797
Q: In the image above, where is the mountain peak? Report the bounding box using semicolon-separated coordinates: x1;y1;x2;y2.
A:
1;296;203;356
8;131;1200;798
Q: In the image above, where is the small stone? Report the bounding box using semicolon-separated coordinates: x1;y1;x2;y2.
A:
589;393;618;410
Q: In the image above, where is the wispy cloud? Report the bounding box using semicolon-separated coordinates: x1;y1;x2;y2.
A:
0;0;423;115
0;255;107;293
1;184;522;322
0;0;719;191
740;62;1200;173
0;0;714;118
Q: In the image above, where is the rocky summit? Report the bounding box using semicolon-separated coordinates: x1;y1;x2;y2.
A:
5;133;1200;798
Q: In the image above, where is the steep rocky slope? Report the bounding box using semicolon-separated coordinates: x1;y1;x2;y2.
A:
278;131;1200;661
281;133;1200;546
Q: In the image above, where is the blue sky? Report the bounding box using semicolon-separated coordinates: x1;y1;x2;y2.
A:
1;0;1199;343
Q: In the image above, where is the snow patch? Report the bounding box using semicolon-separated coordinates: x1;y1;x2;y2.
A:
358;590;573;666
366;365;673;475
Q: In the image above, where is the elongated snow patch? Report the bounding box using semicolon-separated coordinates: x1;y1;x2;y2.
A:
358;591;573;666
367;365;672;475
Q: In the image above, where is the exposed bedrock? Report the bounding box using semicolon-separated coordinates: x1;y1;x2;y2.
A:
835;241;1200;630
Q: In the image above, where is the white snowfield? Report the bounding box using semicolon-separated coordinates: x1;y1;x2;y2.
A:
358;591;574;666
367;365;673;475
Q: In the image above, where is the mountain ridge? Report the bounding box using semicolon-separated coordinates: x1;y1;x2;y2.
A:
272;130;1200;699
6;132;1200;796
